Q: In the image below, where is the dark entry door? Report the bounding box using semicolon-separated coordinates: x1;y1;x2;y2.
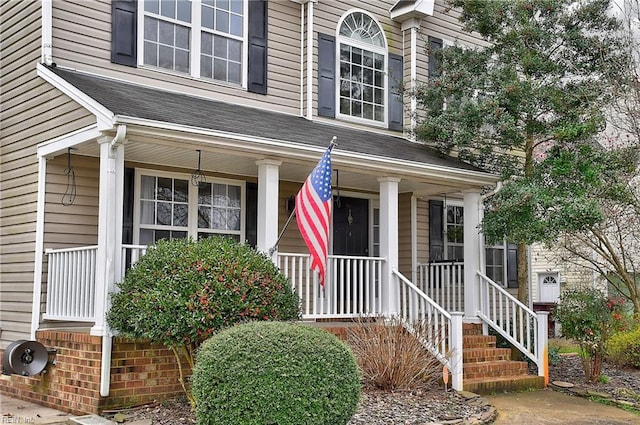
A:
333;197;369;256
332;197;369;313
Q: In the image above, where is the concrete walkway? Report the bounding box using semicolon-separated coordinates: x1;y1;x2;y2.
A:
1;395;71;424
487;388;640;424
3;389;639;424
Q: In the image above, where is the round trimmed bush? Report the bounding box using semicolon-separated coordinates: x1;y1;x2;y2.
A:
192;321;361;425
107;236;301;349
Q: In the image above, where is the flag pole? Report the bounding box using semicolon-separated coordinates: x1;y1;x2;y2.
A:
267;137;337;257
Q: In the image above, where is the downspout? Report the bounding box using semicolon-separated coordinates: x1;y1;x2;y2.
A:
306;0;315;120
30;156;47;340
300;3;305;116
410;25;417;137
401;18;420;139
41;0;53;65
100;124;127;397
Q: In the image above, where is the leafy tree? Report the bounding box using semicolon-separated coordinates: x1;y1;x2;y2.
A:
483;141;640;314
415;0;626;303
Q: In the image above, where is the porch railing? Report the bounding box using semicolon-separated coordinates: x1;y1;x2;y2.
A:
277;253;384;319
416;261;464;312
44;246;98;321
45;246;384;322
395;269;463;391
477;271;548;378
44;244;148;322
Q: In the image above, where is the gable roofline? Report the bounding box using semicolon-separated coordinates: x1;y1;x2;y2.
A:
389;0;434;21
36;63;114;128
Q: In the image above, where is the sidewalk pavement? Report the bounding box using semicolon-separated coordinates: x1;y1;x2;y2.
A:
2;388;639;425
1;395;71;424
488;388;640;425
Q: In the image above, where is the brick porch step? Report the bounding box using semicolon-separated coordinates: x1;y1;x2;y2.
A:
463;335;496;349
463;374;545;394
463;360;528;380
463;347;512;362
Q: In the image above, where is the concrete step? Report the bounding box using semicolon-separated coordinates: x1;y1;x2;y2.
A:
463;347;512;363
463;360;528;380
463;374;546;394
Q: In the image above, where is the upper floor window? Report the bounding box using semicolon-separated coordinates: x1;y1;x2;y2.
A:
336;11;387;125
140;0;245;85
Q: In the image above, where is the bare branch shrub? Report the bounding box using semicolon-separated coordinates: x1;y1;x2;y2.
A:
346;317;444;391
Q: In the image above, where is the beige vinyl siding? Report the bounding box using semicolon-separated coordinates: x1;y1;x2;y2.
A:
0;0;97;348
50;0;303;116
416;197;429;265
0;0;42;348
398;193;412;277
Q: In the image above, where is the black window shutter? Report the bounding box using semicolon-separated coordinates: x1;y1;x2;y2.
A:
111;0;137;67
387;53;403;131
247;0;268;94
429;200;444;261
507;243;518;288
317;33;336;118
428;36;443;79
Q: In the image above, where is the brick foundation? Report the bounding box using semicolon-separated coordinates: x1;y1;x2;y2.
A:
0;330;188;415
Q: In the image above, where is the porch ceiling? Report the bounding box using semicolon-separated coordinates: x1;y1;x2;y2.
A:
39;65;500;195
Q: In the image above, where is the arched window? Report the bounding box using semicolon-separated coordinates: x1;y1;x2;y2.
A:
337;11;387;124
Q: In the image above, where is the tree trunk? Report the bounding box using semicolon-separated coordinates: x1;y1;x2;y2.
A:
517;243;529;305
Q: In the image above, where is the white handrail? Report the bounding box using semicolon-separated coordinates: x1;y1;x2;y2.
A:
393;269;463;391
477;271;548;378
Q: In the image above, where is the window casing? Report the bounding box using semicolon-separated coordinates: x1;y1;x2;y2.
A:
140;0;246;86
134;170;245;244
336;11;387;126
442;202;509;286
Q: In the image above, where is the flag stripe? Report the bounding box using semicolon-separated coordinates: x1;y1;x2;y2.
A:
295;145;333;286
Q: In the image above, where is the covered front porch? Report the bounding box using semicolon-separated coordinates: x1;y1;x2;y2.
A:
31;65;547;397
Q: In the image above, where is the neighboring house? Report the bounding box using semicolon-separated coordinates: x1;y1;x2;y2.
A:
0;0;548;415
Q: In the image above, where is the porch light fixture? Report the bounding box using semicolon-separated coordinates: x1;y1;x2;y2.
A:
334;169;341;208
61;147;77;206
191;149;206;187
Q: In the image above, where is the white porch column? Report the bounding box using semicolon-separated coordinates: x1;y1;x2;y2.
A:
256;159;281;259
379;177;401;317
463;189;482;320
91;137;125;336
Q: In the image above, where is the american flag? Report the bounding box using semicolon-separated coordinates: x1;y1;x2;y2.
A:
296;143;334;286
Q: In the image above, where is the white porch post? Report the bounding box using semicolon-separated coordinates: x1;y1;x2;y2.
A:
463;189;482;320
91;138;125;336
256;159;281;260
379;177;401;317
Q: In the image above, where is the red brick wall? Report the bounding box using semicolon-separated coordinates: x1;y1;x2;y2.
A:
0;331;188;415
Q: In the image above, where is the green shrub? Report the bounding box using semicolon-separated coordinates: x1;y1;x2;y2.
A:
553;286;624;382
608;326;640;368
192;321;361;425
107;236;301;403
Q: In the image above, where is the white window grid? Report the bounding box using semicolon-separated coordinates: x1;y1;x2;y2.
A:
139;0;248;87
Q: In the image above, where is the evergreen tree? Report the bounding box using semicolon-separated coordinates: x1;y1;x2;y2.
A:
416;0;627;303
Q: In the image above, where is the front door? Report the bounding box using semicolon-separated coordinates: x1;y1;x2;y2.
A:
332;197;369;313
333;197;369;257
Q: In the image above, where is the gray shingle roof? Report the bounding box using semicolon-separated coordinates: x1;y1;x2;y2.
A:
49;65;485;173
